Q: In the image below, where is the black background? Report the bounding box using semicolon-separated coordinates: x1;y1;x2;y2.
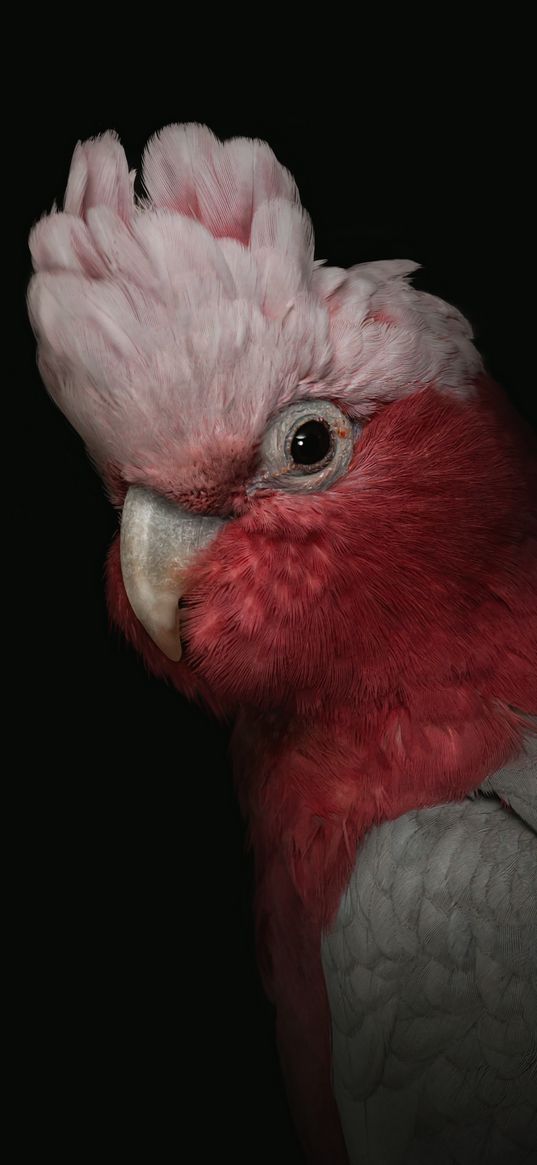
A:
16;72;533;1163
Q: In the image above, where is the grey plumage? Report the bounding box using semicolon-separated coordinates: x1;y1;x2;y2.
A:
321;735;537;1164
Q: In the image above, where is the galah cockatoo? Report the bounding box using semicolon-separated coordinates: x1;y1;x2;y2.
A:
28;125;536;1165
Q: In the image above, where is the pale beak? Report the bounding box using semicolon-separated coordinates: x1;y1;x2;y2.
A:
120;485;226;661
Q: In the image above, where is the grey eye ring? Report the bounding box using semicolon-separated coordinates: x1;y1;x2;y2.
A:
251;399;358;495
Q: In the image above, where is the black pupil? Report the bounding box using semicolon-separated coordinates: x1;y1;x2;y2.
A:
290;420;331;466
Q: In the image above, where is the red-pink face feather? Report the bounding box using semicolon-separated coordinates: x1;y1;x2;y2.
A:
28;123;536;741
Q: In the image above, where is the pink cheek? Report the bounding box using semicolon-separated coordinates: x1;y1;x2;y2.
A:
305;574;326;596
187;590;267;655
184;604;230;653
235;593;267;637
187;583;318;682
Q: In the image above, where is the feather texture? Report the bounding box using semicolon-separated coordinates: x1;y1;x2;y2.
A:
141;123;301;240
321;737;537;1164
28;125;480;491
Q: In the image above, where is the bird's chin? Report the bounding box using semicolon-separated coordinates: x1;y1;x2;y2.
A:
145;625;231;718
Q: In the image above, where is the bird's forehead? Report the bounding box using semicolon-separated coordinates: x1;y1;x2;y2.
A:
94;291;335;491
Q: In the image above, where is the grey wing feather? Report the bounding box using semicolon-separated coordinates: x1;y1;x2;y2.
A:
321;736;537;1165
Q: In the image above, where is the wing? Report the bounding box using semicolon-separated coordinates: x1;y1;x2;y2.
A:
321;736;537;1165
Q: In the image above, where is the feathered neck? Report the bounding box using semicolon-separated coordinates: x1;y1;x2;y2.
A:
232;686;535;930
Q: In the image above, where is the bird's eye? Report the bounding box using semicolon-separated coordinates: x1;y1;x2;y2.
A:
289;419;333;468
252;399;357;494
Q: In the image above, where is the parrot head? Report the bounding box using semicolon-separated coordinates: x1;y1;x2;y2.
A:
28;125;536;726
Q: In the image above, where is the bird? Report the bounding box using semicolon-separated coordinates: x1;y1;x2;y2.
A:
28;123;536;1164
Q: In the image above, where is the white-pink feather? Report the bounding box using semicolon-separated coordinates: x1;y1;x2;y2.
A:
28;123;482;478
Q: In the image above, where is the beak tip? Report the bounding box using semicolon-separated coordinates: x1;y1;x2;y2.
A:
164;642;183;663
149;624;183;663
